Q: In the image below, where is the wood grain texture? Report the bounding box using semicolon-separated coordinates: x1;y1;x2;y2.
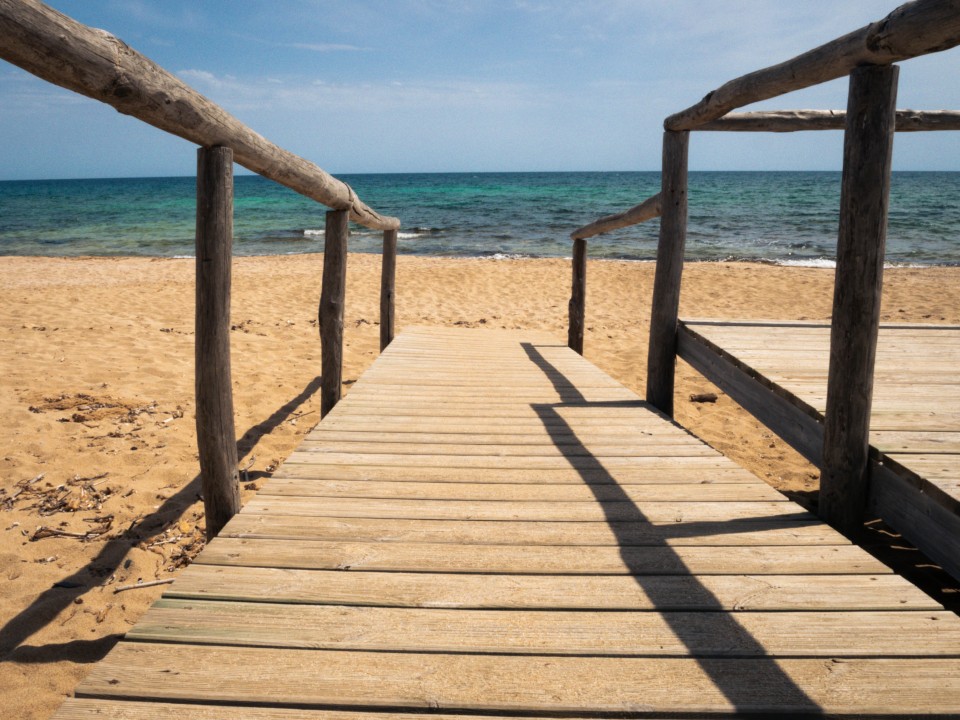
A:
194;145;240;538
646;131;689;415
379;229;397;351
820;64;899;533
684;319;960;581
77;644;960;715
319;209;348;417
57;327;960;717
699;108;960;132
567;237;586;354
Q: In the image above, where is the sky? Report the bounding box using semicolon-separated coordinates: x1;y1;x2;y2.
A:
1;0;959;179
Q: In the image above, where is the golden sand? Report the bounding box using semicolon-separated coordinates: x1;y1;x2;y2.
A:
2;253;959;718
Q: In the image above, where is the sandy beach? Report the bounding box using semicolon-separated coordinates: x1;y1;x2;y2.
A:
2;253;960;719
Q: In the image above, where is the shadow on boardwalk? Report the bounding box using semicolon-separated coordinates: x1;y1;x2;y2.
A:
522;342;824;716
0;376;322;665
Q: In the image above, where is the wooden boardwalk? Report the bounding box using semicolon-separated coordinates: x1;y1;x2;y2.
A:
55;327;960;718
680;320;960;581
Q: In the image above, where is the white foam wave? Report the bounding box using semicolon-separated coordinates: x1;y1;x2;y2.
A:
397;232;423;240
303;229;324;237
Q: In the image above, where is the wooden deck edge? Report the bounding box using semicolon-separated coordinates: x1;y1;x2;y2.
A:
677;319;960;582
676;322;824;465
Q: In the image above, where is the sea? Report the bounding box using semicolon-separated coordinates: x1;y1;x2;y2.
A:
1;171;958;266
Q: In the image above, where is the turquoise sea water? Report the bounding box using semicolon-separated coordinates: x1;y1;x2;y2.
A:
1;171;958;265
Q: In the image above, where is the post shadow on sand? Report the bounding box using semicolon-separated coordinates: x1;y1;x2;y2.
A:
0;376;323;665
521;342;823;716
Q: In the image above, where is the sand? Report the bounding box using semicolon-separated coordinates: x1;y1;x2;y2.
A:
2;253;959;719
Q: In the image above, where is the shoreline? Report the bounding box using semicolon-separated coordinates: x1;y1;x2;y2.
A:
1;253;959;719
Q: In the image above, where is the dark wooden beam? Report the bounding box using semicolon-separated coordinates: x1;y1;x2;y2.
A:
568;238;587;355
319;209;349;417
194;145;241;539
699;109;960;132
380;229;397;352
820;64;899;534
645;131;689;416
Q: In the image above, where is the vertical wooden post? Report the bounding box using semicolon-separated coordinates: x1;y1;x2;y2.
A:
380;228;397;352
195;145;240;540
645;130;689;416
319;208;349;417
820;64;899;534
568;237;587;354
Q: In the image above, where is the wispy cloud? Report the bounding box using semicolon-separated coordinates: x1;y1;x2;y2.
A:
291;42;366;53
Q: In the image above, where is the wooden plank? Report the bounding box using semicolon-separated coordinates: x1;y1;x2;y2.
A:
197;537;888;574
77;644;960;715
297;439;715;457
258;478;787;502
571;192;661;240
274;460;762;484
52;700;600;720
131;600;960;657
169;565;938;610
220;515;838;546
241;496;801;523
567;236;586;353
282;450;723;469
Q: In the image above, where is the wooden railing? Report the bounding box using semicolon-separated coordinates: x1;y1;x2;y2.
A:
569;0;960;541
0;0;401;537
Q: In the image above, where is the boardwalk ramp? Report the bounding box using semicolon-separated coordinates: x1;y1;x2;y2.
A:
679;319;960;581
55;327;960;718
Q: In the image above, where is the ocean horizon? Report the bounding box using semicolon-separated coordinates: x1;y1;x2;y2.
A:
1;170;958;266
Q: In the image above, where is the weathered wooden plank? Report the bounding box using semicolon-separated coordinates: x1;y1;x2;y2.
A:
871;431;960;454
219;514;844;546
297;439;715;457
282;450;722;469
51;701;594;720
77;644;960;714
169;566;937;610
258;478;787;502
273;462;761;484
198;537;887;574
241;496;800;523
131;600;960;657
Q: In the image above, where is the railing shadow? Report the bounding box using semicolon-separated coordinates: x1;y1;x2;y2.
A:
521;342;823;715
0;376;323;664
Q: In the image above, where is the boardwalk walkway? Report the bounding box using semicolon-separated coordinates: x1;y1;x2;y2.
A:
55;327;960;718
680;320;960;581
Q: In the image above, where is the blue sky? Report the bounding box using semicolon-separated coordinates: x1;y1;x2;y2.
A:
1;0;958;179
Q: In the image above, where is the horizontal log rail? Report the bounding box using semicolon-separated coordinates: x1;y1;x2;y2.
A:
0;0;399;231
665;0;960;131
696;110;960;132
571;193;662;240
700;109;960;132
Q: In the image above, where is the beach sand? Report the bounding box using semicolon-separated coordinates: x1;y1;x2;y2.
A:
2;253;959;719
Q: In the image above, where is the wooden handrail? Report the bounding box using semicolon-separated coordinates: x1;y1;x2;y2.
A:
700;109;960;132
665;0;960;131
0;0;399;231
571;193;662;240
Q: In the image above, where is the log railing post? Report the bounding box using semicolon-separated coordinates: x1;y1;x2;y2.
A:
195;145;240;540
645;130;690;416
319;209;349;417
820;64;899;534
568;237;587;354
380;228;397;352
